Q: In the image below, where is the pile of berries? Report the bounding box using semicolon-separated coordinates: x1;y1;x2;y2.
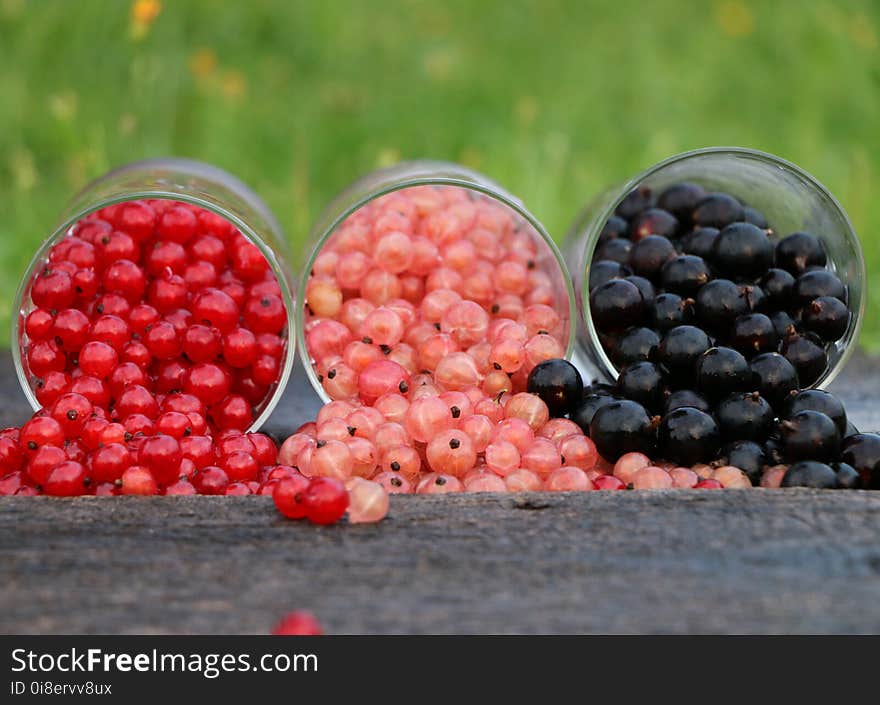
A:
303;185;570;404
577;181;880;489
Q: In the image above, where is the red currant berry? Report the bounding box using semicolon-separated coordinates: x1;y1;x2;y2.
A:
109;362;148;398
225;482;252;495
92;293;131;319
179;435;215;469
247;433;277;466
189;234;227;270
43;460;88;497
68;375;110;409
183;363;231;405
65;439;87;463
144;321;182;360
89;314;130;352
271;611;323;635
25;308;54;341
220;450;259;482
96;229;138;263
218;433;254;457
52;309;91;352
78;341;118;379
50;392;93;437
154;359;189;393
157;205;198;243
183;261;218;291
20;416;65;456
92;482;120;496
302;477;349;525
122;341;151;368
255;333;284;358
154;411;193;439
243;294;286;334
147;272;188;313
192;466;229;495
103;259;146;302
164;479;197;495
123;413;155;438
34;371;71;407
128;304;161;335
98;422;127;446
272;475;311;519
81;417;109;451
25;445;67;485
146;240;187;276
138;434;183;485
0;436;24;475
161;392;206;417
115;384;160;420
182;324;221;363
163;308;193;335
121;465;159;495
27;340;66;377
231;241;269;282
222;328;257;368
31;268;75;310
251;354;280;387
192;288;239;333
72;217;112;243
115;201;156;242
72;269;99;300
211;394;252;431
198;210;235;239
89;443;133;483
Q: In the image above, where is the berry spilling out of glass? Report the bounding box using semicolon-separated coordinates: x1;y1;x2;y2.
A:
19;198;290;433
302;184;571;403
577;181;878;489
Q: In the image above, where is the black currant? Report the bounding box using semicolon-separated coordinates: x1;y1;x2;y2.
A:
781;461;838;489
742;206;769;229
616;361;666;413
588;260;631;292
768;310;798;339
794;269;846;305
595;237;632;264
781;331;827;387
841;433;880;489
721;440;766;485
681;227;718;260
831;462;861;490
695;279;749;333
778;410;840;463
730;313;778;357
611;326;660;367
781;389;847;435
660;255;711;296
657;407;720;466
758;268;796;310
590;399;657;460
710;222;774;279
692;192;744;228
664;389;711;414
715;391;774;443
630;208;679;240
629;235;675;280
526;359;584;417
624;276;656;308
571;392;618;435
599;215;629;243
650;293;695;332
801;296;849;341
589;279;645;332
657;182;707;221
775;232;826;275
749;352;799;409
615;186;654;220
695;346;751;400
657;325;711;379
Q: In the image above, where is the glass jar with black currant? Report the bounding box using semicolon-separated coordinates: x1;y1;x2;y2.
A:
564;146;864;402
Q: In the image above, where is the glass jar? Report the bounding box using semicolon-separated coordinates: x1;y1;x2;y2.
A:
12;158;295;432
299;160;577;402
565;146;865;389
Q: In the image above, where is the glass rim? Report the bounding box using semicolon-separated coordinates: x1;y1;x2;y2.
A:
11;185;296;433
576;145;866;390
297;166;578;403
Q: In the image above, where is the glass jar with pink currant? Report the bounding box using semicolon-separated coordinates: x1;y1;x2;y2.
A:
13;158;295;434
297;161;577;407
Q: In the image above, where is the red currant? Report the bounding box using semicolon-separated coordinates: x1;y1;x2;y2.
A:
50;392;93;437
192;466;229;495
78;341;118;380
89;443;133;483
52;309;91;352
138;434;183;485
182;324;222;363
272;475;311;519
43;460;88;497
20;416;65;456
302;477;349;525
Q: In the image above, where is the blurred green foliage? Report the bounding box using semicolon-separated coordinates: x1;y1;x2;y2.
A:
0;0;878;346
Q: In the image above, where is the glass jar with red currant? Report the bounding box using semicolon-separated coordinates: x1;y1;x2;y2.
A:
298;161;577;405
566;146;865;393
13;158;295;433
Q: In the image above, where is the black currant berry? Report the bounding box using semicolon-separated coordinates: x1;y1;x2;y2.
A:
595;238;632;264
616;361;666;413
794;269;846;305
590;399;657;460
715;391;774;442
778;410;840;463
615;186;654;220
695;279;749;333
775;232;826;275
664;389;711;414
650;293;695;332
742;206;769;229
781;331;827;387
588;260;631;292
781;461;838;489
624;276;656;307
681;227;719;260
629;235;675;280
657;325;711;379
599;215;629;243
692;192;744;228
781;389;847;435
589;279;644;332
695;347;751;400
571;392;618;436
768;310;798;339
749;352;800;409
612;327;660;367
721;440;766;485
657;182;706;221
710;223;774;279
758;268;796;310
660;255;711;296
526;359;584;417
841;433;880;489
831;462;861;489
801;296;849;341
630;208;679;241
730;313;778;357
657;407;720;466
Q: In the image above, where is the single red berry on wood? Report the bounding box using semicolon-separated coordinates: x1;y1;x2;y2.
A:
271;611;323;635
302;476;349;525
272;474;311;519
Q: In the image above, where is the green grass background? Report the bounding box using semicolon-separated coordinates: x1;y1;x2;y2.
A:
0;0;878;347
